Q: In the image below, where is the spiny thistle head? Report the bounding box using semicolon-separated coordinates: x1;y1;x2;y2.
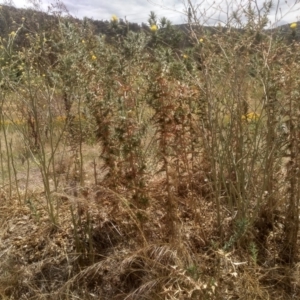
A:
111;15;118;23
150;24;158;32
242;112;260;122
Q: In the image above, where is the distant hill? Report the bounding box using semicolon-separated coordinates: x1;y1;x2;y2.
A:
0;4;299;50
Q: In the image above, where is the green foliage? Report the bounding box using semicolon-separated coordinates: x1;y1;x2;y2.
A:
148;11;183;49
224;218;249;251
249;242;258;265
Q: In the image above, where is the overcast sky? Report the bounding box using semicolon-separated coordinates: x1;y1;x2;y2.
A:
1;0;300;27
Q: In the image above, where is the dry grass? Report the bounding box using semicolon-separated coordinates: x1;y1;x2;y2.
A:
0;160;299;299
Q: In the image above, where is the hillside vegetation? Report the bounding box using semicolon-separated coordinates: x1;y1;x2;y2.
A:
0;1;299;299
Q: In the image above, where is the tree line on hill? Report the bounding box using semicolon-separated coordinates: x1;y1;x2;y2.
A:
1;4;298;55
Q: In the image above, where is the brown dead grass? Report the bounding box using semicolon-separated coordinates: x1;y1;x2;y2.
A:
0;167;299;300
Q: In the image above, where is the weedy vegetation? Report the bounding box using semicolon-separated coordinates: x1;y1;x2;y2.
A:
0;0;299;299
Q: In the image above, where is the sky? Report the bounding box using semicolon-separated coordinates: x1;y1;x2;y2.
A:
1;0;300;27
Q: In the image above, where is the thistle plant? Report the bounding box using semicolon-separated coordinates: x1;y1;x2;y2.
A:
0;1;300;299
183;0;300;253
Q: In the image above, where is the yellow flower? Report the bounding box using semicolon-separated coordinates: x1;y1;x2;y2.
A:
91;55;97;60
150;24;158;32
199;38;204;43
10;31;16;37
111;15;118;22
242;112;260;122
182;54;188;59
290;22;297;29
82;40;85;44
